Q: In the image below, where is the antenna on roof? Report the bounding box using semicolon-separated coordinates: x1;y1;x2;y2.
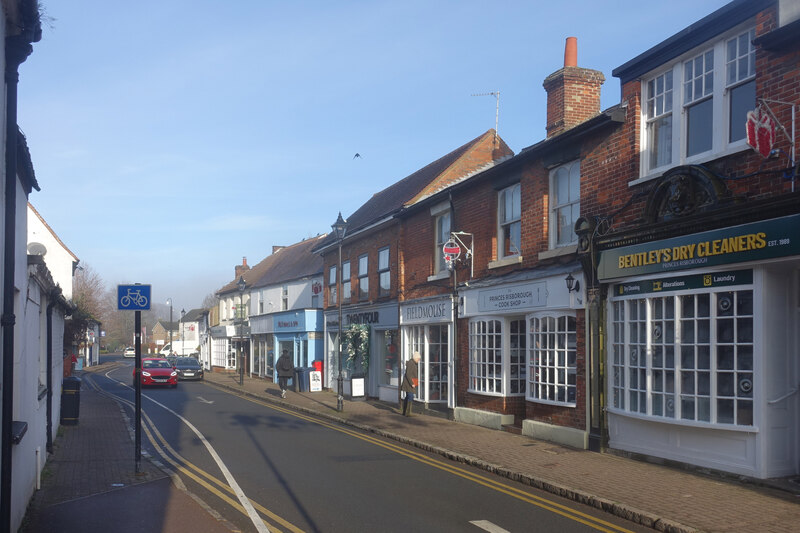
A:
471;90;500;144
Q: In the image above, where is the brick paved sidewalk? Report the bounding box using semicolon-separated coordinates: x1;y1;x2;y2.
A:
21;366;233;533
205;371;800;533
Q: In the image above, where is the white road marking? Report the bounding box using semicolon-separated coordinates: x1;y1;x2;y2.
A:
470;520;510;533
197;396;215;404
105;364;269;532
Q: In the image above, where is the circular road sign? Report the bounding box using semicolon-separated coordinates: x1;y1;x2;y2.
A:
443;240;461;260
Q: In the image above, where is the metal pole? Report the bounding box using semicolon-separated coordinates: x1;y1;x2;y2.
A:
169;302;173;354
337;239;344;412
239;291;244;385
134;310;142;473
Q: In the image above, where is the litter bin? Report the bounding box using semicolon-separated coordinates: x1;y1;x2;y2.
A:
293;367;309;392
61;376;82;425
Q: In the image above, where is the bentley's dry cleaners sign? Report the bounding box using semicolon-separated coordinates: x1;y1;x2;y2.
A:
598;213;800;281
614;270;752;297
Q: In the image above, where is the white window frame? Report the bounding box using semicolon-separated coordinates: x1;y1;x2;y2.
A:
358;254;369;301
639;23;757;181
378;246;390;297
434;211;451;274
468;316;526;396
609;285;754;427
549;160;580;248
497;183;521;259
328;265;337;306
527;312;577;407
342;261;351;304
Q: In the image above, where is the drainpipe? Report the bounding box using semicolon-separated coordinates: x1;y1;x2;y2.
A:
45;293;57;454
2;27;38;532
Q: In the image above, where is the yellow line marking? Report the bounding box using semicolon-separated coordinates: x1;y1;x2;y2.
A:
84;373;303;533
213;383;636;533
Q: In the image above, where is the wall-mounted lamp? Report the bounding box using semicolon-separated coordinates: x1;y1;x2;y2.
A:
565;273;580;293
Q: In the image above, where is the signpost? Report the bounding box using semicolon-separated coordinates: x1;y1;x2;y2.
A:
117;284;151;473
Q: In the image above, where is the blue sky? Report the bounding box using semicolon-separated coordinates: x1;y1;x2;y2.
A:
19;0;730;310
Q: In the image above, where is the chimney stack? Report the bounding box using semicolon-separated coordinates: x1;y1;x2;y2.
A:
234;256;250;279
543;37;604;138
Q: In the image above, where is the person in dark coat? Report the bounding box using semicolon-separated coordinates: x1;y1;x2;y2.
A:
276;350;294;398
401;352;421;416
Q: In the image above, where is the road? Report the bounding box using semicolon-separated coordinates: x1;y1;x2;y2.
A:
92;355;651;533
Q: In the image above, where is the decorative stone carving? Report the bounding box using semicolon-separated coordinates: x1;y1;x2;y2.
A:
643;165;733;224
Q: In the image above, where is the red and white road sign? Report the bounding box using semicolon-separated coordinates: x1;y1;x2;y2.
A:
442;240;461;259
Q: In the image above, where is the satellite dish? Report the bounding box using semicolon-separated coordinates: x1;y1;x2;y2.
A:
27;242;47;256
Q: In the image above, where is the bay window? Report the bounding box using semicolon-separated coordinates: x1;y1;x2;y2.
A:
468;317;525;396
528;314;577;406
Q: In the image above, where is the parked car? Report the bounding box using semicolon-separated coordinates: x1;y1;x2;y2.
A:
174;357;204;381
134;358;178;388
165;355;178;368
123;347;136;358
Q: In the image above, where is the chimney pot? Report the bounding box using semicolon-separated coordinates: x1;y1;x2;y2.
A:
564;37;577;67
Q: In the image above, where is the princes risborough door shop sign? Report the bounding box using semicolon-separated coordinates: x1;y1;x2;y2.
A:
598;214;800;281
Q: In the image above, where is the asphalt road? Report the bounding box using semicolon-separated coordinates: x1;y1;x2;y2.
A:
95;355;651;533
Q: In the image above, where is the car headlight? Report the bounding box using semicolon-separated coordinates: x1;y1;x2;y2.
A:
171;371;178;377
142;371;151;377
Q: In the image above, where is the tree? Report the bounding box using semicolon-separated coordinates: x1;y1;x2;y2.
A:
65;264;108;350
201;292;218;309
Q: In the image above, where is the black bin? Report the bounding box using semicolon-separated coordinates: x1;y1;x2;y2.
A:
61;376;82;425
293;368;309;392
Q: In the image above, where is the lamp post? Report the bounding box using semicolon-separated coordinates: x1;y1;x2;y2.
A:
331;212;348;412
167;298;173;355
181;309;186;354
237;276;246;386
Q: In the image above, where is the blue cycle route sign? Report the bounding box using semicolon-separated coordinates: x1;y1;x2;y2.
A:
117;284;151;311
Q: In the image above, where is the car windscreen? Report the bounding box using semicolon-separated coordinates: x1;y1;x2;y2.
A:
143;360;172;369
176;358;201;368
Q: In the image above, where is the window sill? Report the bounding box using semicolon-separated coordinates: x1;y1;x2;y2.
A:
606;406;759;433
527;397;576;408
631;143;753;187
488;255;522;270
427;271;450;282
538;245;577;261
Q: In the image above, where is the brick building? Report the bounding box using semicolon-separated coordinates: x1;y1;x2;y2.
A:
316;130;512;401
576;0;800;477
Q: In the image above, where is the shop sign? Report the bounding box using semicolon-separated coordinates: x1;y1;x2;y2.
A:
598;214;800;281
275;313;305;332
478;282;546;312
614;269;752;297
401;300;450;325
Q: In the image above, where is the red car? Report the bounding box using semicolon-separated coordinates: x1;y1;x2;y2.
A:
134;358;178;388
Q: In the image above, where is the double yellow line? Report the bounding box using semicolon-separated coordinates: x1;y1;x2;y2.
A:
214;385;637;533
85;372;636;533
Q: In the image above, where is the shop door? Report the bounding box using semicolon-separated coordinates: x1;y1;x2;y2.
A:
426;325;449;404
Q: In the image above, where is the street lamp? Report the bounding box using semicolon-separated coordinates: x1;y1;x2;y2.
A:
181;309;186;354
167;298;173;355
237;276;246;386
332;212;348;412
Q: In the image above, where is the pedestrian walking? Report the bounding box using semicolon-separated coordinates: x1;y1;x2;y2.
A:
276;350;294;398
401;351;421;416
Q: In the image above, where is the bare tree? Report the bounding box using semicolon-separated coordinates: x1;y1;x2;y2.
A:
65;264;109;349
201;292;218;310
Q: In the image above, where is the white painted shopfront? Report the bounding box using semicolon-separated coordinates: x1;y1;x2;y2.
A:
399;296;454;408
600;214;800;478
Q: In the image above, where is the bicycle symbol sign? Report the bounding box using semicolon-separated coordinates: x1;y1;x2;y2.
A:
117;284;151;311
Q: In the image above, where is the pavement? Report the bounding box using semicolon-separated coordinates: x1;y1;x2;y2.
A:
21;362;800;533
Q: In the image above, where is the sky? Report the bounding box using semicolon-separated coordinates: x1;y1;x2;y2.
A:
19;0;731;311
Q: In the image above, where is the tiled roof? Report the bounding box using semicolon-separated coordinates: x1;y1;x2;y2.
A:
180;308;206;322
216;235;326;295
314;129;505;251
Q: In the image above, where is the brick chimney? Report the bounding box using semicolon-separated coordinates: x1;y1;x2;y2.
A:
543;37;604;138
234;256;249;279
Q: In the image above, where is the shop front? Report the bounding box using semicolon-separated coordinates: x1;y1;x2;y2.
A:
208;324;249;372
249;314;274;379
598;213;800;478
324;302;398;400
400;296;454;408
457;266;585;443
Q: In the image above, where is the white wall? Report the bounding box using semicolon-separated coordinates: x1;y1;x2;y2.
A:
27;205;77;299
252;276;323;315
